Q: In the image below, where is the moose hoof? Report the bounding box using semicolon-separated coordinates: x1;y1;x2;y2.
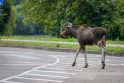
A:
101;61;105;69
101;65;105;69
72;62;76;66
84;64;88;68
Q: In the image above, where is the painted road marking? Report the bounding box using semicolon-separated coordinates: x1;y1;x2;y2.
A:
0;55;60;82
34;70;77;75
0;64;42;66
44;67;83;72
17;55;60;77
14;76;63;83
26;74;70;78
3;81;23;83
43;67;61;70
121;64;124;65
1;48;124;83
3;54;41;60
8;61;41;64
0;76;17;83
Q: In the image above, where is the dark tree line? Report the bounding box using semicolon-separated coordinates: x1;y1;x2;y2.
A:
0;0;16;35
0;0;124;40
13;4;44;35
22;0;124;40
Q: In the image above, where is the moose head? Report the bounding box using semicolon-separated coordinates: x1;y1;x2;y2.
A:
60;22;73;38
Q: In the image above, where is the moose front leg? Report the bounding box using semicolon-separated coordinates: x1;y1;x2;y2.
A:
98;40;106;69
72;47;81;66
101;47;106;69
84;51;88;68
82;46;88;68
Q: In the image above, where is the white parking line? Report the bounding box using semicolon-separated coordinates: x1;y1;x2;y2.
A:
0;64;42;66
48;65;73;68
43;67;61;70
107;63;121;65
15;76;63;83
3;81;23;83
3;54;41;60
35;70;77;75
0;51;40;56
16;56;59;77
26;73;70;78
55;55;67;57
121;64;124;65
54;63;82;66
0;55;60;82
8;60;48;64
0;51;24;54
2;49;124;83
110;60;124;63
0;76;17;83
44;67;83;72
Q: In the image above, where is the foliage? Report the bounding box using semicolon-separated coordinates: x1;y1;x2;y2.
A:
116;0;124;40
13;4;44;35
21;0;124;39
4;6;16;35
0;0;15;36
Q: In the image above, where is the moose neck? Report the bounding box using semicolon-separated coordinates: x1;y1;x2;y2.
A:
69;25;80;38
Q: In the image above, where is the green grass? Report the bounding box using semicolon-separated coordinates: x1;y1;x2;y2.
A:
1;35;124;44
0;35;124;54
107;40;124;44
1;35;77;42
0;40;124;54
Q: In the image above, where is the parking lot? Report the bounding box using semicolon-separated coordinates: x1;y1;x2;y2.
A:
0;47;124;83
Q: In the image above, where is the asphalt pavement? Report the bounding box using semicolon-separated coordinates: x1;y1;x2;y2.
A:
0;47;124;83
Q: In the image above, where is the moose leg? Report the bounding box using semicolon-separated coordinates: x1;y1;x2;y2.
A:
83;46;88;68
98;40;106;69
72;47;81;66
101;47;106;69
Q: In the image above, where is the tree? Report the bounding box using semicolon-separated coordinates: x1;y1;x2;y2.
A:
116;0;124;40
13;4;44;35
0;0;16;36
4;6;16;35
22;0;124;39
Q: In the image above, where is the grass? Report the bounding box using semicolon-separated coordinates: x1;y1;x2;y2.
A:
107;40;124;44
1;35;77;42
0;35;124;54
1;35;124;44
0;40;124;54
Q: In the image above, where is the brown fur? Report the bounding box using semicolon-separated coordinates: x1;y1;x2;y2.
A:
61;24;106;46
60;23;107;69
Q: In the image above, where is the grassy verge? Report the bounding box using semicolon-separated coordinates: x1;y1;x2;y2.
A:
0;40;124;54
1;35;124;44
1;35;77;42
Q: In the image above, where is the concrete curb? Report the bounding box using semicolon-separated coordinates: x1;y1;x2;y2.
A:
0;44;123;56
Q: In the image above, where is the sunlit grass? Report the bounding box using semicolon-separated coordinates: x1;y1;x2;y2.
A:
1;35;77;42
0;40;124;54
1;35;124;44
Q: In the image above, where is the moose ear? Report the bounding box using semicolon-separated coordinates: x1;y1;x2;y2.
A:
68;23;72;28
66;22;72;28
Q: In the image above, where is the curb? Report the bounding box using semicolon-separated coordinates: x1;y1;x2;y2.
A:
0;44;123;57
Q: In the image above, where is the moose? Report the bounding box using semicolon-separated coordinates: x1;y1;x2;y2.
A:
60;22;107;69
